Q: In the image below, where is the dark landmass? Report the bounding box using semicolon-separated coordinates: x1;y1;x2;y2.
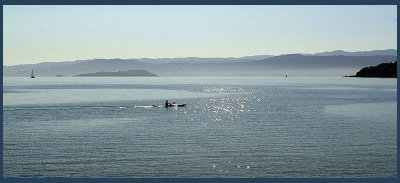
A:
348;61;397;78
56;75;64;77
75;70;158;77
3;49;397;77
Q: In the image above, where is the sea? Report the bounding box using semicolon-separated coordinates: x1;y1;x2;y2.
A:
2;77;397;178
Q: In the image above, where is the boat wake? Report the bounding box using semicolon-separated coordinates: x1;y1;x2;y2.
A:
5;103;187;111
4;105;158;111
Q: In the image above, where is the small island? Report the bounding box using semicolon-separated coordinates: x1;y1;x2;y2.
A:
75;70;158;77
347;61;397;78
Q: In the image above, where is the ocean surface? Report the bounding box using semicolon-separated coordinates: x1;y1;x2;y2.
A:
3;77;397;178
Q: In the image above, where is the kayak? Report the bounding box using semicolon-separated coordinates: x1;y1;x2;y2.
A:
152;104;186;107
170;104;186;107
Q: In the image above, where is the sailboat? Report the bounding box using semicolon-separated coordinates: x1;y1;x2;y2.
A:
30;70;35;78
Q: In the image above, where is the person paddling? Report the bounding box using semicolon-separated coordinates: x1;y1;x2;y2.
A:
165;100;169;107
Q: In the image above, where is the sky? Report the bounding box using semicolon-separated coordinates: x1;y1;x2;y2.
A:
3;5;397;66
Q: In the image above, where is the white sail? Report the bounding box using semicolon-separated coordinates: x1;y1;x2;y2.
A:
31;70;35;78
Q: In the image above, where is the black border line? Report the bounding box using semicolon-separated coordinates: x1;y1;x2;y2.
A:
0;0;399;5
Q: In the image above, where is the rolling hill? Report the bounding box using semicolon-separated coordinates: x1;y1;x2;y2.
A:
4;49;397;77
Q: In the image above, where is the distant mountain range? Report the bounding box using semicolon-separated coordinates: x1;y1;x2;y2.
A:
310;49;397;56
3;49;397;77
75;70;158;77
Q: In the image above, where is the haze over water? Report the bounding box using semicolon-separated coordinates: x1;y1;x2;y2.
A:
3;77;397;178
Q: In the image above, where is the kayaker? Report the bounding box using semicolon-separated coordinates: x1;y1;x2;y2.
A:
165;100;169;107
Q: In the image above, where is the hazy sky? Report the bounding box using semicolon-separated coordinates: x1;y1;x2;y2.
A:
3;5;397;66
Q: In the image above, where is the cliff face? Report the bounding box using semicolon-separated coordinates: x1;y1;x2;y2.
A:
353;61;397;78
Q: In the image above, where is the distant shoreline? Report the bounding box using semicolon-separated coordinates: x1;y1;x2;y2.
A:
3;49;397;77
74;70;158;77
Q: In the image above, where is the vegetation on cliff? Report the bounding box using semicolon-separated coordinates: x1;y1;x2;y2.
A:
350;61;397;78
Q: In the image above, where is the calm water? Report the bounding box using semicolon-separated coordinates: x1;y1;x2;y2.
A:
3;77;397;178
